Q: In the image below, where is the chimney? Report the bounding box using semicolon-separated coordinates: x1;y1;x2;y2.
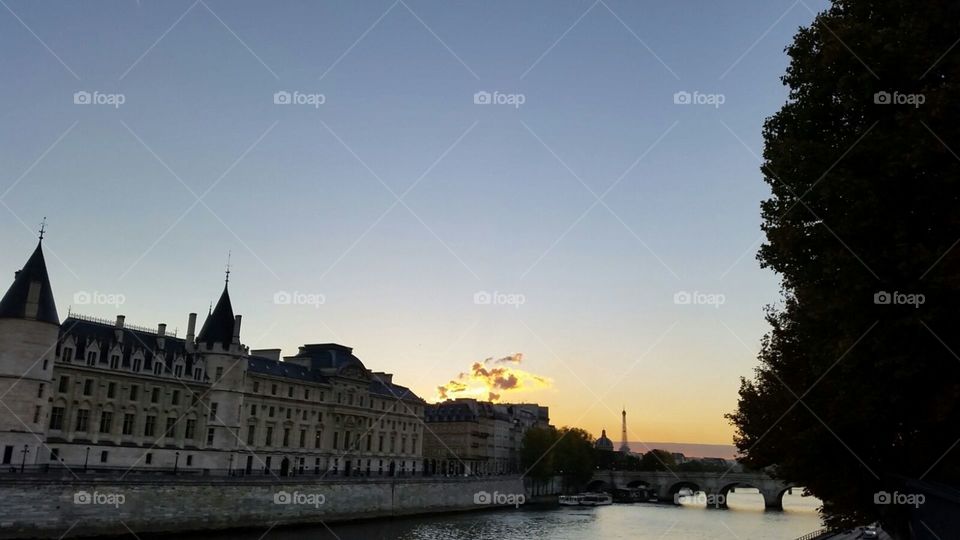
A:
232;315;242;344
115;315;125;343
186;313;197;342
157;323;166;336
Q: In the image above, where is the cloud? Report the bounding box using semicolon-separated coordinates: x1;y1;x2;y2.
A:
436;353;551;403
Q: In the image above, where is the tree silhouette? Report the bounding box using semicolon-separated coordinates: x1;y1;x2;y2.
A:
728;0;960;534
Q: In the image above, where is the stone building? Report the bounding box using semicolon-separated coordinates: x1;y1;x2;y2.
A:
0;239;425;476
422;398;549;476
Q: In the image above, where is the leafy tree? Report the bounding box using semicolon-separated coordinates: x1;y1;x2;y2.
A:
639;449;676;471
521;426;559;481
554;427;596;487
728;0;960;535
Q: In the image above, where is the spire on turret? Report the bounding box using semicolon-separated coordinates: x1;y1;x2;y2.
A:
196;273;236;348
0;229;59;325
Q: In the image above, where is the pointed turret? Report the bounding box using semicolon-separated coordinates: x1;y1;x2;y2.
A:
196;284;235;348
0;240;58;325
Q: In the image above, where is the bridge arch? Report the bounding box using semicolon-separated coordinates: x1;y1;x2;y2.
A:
667;481;702;505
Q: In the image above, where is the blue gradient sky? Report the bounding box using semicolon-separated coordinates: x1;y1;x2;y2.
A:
0;0;827;446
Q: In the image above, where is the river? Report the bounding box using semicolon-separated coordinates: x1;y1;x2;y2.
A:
176;491;824;540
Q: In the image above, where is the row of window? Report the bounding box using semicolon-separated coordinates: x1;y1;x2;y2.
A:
249;380;421;416
56;375;201;408
49;406;214;444
242;423;419;454
60;346;203;380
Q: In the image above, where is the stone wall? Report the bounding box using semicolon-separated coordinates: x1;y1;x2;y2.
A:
0;475;526;539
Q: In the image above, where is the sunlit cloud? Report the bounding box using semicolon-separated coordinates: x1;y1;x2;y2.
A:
436;353;551;402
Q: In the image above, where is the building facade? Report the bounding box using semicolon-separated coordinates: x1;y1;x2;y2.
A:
0;240;425;476
422;398;549;476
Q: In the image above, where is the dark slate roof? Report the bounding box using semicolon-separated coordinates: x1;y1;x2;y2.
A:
247;353;424;403
0;241;59;324
369;379;424;403
425;401;480;422
247;355;329;383
196;284;234;347
58;317;197;375
287;343;367;372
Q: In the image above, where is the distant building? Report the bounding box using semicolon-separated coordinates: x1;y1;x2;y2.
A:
594;429;614;451
422;398;549;475
0;239;425;476
671;452;687;464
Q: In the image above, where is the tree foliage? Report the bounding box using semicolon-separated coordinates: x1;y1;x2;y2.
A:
729;0;960;534
520;426;596;488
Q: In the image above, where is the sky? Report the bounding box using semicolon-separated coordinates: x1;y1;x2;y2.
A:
0;0;830;449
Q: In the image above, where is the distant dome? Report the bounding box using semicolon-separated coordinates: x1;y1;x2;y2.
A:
595;429;614;451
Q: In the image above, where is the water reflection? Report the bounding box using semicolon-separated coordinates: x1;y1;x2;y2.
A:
170;496;824;540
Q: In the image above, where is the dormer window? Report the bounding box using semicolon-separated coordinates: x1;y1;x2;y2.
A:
109;355;120;369
86;351;97;366
133;358;142;372
62;347;73;362
153;362;163;376
193;368;202;381
174;365;183;378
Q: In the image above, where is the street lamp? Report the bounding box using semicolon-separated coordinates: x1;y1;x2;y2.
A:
174;451;180;474
19;445;29;473
83;446;90;472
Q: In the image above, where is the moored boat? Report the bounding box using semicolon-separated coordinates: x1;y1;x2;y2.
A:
559;492;613;506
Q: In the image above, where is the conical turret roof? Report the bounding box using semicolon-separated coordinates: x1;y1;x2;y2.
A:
0;241;58;324
196;284;235;347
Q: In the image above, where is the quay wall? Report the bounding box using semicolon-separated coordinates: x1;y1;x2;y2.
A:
0;475;526;539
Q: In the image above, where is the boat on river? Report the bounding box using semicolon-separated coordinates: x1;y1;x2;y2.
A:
559;492;613;506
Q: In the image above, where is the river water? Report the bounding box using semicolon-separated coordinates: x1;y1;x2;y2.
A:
178;491;824;540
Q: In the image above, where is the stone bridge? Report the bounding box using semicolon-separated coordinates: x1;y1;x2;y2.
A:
586;470;798;510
